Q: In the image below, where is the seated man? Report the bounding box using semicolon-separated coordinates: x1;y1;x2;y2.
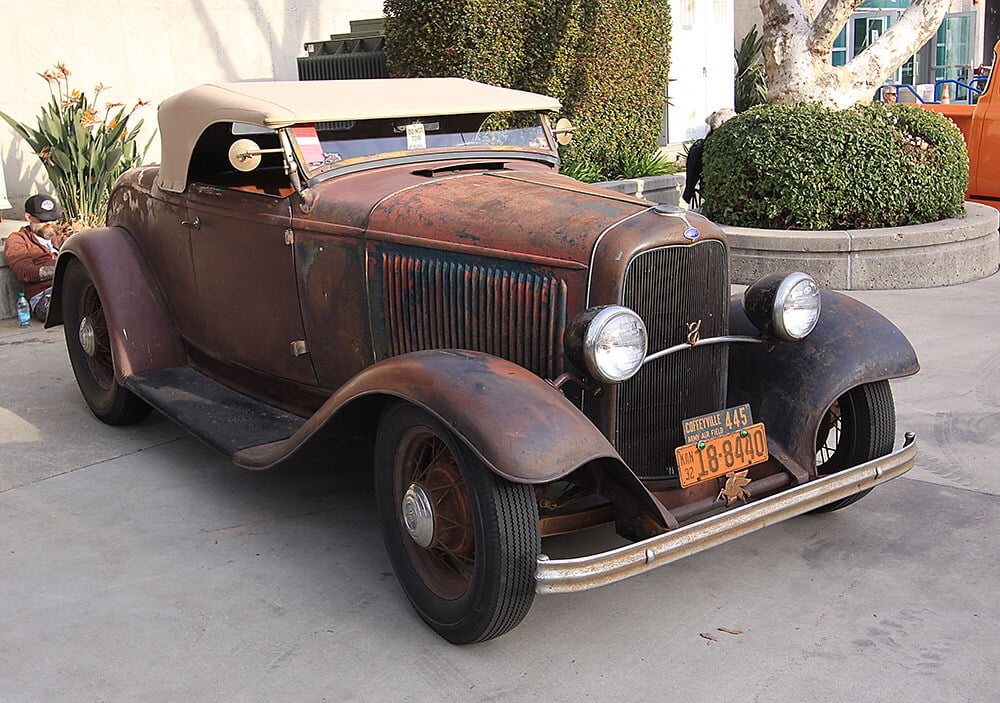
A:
4;194;67;321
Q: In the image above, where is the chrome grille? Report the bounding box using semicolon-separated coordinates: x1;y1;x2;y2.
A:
616;241;729;480
381;252;567;378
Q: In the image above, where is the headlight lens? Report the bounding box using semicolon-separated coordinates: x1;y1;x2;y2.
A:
743;272;821;341
566;306;648;383
776;273;821;339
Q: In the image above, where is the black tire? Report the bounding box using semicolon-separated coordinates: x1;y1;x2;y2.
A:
374;402;539;644
62;259;152;425
810;380;895;513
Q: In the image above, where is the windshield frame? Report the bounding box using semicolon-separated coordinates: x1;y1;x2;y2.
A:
284;111;560;183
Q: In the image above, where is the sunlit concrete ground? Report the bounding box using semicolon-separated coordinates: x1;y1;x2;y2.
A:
1;271;997;702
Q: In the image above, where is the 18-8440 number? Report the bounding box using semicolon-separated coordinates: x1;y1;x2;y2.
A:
675;423;768;488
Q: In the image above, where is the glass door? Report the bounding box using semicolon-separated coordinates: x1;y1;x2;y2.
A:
935;13;974;101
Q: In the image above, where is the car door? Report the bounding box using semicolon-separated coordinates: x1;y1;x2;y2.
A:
142;187;201;338
182;183;317;385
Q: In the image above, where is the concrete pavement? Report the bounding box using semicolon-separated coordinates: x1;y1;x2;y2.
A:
0;272;997;702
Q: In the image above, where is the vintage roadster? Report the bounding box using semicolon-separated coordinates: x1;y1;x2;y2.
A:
46;79;919;644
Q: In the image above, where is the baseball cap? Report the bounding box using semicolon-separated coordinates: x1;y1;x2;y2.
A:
24;194;62;222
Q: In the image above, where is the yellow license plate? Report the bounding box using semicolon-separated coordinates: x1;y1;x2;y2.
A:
675;423;769;488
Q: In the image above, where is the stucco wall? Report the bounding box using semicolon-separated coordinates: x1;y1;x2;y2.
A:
0;0;385;217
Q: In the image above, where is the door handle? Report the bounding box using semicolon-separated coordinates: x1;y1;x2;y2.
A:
181;216;201;230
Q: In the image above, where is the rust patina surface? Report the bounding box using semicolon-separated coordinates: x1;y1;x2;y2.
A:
48;80;920;642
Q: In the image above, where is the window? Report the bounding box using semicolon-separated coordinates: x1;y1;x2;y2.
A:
935;13;973;81
187;123;293;197
832;27;848;67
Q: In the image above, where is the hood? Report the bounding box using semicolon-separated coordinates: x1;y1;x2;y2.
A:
365;170;653;267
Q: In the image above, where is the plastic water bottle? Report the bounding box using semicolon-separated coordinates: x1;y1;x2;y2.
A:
17;293;31;328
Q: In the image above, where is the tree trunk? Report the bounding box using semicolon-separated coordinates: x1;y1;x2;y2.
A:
760;0;951;108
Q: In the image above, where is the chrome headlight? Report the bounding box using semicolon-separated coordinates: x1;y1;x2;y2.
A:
743;272;821;341
566;306;648;383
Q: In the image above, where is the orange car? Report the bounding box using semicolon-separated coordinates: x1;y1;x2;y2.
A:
922;40;1000;209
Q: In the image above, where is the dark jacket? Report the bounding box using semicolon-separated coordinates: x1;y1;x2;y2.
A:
3;226;68;299
682;138;706;206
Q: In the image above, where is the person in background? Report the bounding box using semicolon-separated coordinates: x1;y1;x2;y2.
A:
682;108;737;210
881;86;898;103
4;194;68;321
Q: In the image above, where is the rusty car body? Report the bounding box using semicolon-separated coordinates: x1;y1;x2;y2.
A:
47;79;919;643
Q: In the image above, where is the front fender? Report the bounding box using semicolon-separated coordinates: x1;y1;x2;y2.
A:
727;290;919;478
240;349;620;482
232;349;674;533
331;350;619;484
46;227;184;380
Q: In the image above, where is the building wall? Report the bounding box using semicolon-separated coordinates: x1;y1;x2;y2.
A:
734;0;763;46
665;0;735;145
0;0;384;217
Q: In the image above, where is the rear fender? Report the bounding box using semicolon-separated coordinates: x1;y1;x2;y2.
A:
234;349;674;533
47;227;184;380
727;290;919;479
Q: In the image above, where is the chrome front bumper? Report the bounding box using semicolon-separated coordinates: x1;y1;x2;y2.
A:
535;433;916;594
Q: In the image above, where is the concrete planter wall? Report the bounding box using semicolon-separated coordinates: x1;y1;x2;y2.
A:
0;233;23;319
596;173;685;207
719;203;999;290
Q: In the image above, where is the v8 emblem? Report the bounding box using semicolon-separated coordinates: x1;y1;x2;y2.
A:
686;320;702;346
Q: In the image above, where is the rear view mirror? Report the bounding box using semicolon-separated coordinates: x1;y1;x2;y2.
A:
553;118;576;145
227;138;283;172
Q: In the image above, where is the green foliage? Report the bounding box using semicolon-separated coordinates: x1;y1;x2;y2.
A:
607;149;678;180
701;102;968;230
558;157;604;184
0;65;153;227
735;25;766;113
559;149;676;183
383;0;672;181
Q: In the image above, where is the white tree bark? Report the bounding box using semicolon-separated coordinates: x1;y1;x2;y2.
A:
760;0;952;108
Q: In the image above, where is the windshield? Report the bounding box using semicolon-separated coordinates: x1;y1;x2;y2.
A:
288;111;553;178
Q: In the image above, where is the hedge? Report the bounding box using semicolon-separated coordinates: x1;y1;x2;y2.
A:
383;0;672;180
700;102;968;230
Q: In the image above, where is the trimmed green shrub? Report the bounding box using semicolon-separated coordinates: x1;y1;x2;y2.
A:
383;1;672;180
701;102;968;230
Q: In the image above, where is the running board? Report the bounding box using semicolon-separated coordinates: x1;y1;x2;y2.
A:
124;367;306;458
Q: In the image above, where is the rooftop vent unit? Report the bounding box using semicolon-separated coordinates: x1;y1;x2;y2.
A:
297;17;388;81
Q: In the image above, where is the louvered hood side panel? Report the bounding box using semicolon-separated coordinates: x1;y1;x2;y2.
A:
379;251;567;379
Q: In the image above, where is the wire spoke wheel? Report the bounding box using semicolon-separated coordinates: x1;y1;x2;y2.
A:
62;259;151;425
79;284;115;390
375;402;539;644
396;428;477;599
811;380;895;513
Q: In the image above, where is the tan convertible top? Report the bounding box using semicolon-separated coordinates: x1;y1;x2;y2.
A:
156;79;562;192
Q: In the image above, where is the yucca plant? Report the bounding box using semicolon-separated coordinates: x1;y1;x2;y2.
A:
562;149;676;184
735;26;767;113
559;157;604;184
607;149;677;181
1;64;154;227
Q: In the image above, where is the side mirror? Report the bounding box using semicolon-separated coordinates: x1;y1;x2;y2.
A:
553;118;576;145
227;138;283;172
